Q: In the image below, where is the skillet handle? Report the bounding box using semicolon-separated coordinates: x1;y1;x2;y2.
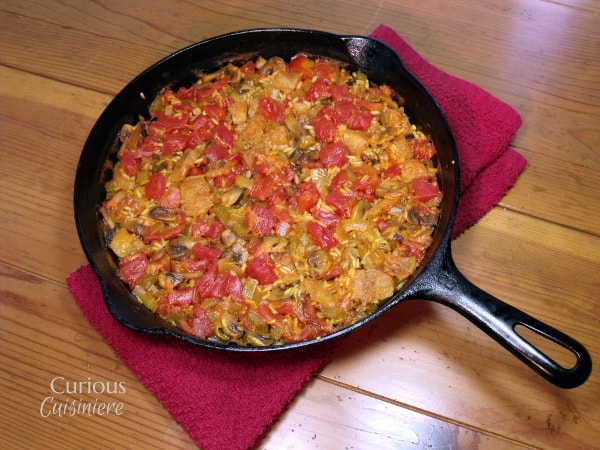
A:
417;248;592;389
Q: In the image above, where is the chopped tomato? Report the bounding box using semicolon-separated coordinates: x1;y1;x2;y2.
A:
142;222;186;244
148;112;187;134
246;254;278;285
348;109;372;130
256;301;277;322
273;208;294;236
120;152;141;176
320;142;349;168
325;190;356;217
119;253;148;288
306;221;338;250
179;305;214;339
205;142;229;161
245;205;278;236
213;123;235;148
287;54;315;79
196;263;218;298
398;240;426;260
312;116;337;143
249;174;277;201
192;243;222;269
182;257;209;273
312;209;340;228
199;270;240;299
224;273;243;296
238;60;255;75
305;78;330;100
295;323;323;342
181;77;231;102
330;84;355;102
190;114;214;132
201;104;227;122
187;166;202;176
313;60;335;79
333;100;355;123
188;123;213;148
411;138;437;163
322;264;343;280
136;135;161;157
295;182;320;213
213;173;235;188
163;133;190;154
258;96;286;124
166;288;195;306
174;85;197;101
330;169;350;191
213;153;246;188
276;301;296;316
209;76;231;93
159;187;181;208
191;218;224;239
145;173;167;199
352;165;379;199
411;176;441;202
376;217;388;231
383;163;401;179
333;100;371;130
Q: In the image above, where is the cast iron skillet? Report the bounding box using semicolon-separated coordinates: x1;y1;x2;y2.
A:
74;28;592;389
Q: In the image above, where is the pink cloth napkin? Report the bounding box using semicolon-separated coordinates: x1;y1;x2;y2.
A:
67;25;526;450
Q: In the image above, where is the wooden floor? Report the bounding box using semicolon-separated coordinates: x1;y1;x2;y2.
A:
1;0;599;448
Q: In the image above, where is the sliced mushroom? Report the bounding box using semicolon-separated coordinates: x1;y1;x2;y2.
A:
150;206;181;222
245;332;274;347
158;272;183;289
220;229;237;248
307;249;333;279
166;239;189;259
215;312;244;340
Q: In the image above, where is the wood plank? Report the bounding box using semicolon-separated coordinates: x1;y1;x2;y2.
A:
263;379;527;450
0;67;104;281
320;207;600;450
0;263;521;449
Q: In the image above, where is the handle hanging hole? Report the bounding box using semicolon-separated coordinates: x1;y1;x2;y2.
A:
515;324;578;369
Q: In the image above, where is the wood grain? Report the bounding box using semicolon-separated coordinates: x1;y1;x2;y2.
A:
1;0;599;448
